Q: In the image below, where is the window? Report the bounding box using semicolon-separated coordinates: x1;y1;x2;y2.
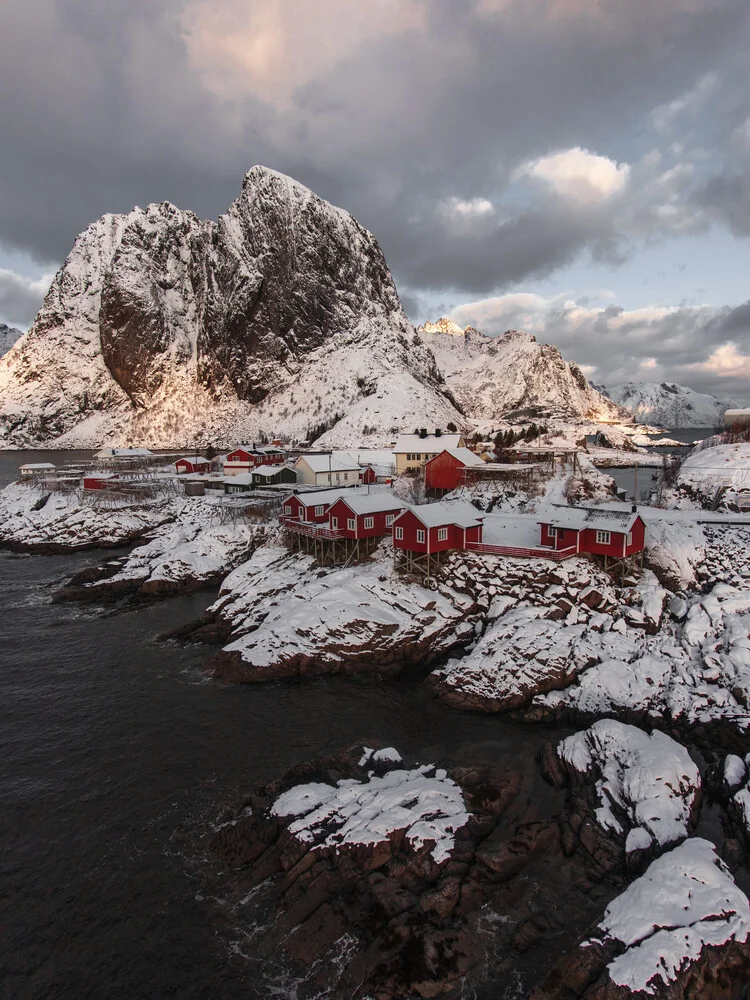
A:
315;505;324;516
347;518;356;531
335;473;340;483
364;516;374;529
596;530;611;545
437;527;448;541
331;517;338;529
395;526;404;540
385;514;395;526
284;505;292;515
416;529;426;543
626;532;633;546
548;526;558;538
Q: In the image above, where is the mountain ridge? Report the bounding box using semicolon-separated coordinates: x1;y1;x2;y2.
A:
599;380;734;428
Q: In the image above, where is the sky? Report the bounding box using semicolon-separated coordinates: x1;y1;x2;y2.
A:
1;0;750;402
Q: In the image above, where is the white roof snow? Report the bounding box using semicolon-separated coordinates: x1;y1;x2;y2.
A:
295;452;360;473
394;434;462;455
334;493;408;515
20;462;56;470
541;504;640;533
222;473;254;485
286;488;357;508
95;447;153;458
426;446;484;468
176;455;208;464
252;464;283;477
398;500;484;529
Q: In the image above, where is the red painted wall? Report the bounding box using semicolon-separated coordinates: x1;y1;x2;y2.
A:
539;524;580;551
359;466;377;485
83;475;119;491
424;451;464;492
175;459;209;474
281;494;332;523
393;510;482;552
329;498;402;538
539;516;646;557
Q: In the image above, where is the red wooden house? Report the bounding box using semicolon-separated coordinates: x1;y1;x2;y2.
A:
256;446;285;465
538;506;646;562
359;465;377;485
392;501;484;575
280;489;352;524
174;456;211;475
328;494;407;539
224;447;258;475
424;447;485;493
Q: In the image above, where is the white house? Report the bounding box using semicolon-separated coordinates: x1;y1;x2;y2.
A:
94;447;154;464
294;452;361;487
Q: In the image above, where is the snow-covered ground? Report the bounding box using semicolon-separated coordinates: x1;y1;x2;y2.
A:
209;544;478;680
676;441;750;506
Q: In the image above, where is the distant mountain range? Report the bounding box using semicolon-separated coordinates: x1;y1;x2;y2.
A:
0;167;630;448
598;381;735;428
0;324;22;358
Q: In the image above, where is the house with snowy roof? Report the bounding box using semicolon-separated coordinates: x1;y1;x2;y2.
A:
251;464;297;487
294;452;361;487
328;493;408;540
174;456;211;475
394;433;465;475
19;462;56;478
424;447;485;493
538;505;646;565
392;500;484;577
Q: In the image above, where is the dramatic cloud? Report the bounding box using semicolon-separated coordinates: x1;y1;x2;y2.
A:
514;148;631;203
450;293;750;402
0;0;749;386
0;268;53;328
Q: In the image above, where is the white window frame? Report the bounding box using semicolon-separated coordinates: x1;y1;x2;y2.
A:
347;518;356;531
331;516;338;529
364;516;374;529
548;526;559;538
596;529;611;545
395;526;404;540
416;529;426;543
315;505;324;516
437;527;448;542
284;505;292;515
626;531;633;545
385;514;395;526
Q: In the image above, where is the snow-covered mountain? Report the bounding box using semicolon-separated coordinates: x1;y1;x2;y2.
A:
418;319;628;423
0;324;22;358
0;167;463;449
600;381;734;428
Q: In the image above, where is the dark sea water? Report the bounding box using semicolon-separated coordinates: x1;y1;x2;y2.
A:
0;451;563;999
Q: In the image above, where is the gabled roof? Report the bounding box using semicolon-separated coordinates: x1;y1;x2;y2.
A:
540;504;641;533
285;488;355;507
295;452;360;473
425;446;484;468
253;464;291;477
176;456;208;464
395;500;484;529
331;493;408;516
94;447;153;458
394;434;463;454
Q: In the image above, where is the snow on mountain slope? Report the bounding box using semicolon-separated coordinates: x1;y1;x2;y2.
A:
601;381;734;428
0;166;462;449
0;324;22;357
418;319;628;423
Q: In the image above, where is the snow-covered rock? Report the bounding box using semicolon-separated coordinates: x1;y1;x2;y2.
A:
207;545;479;681
0;481;174;551
532;838;750;999
553;720;700;859
271;762;470;865
601;380;734;428
419;320;627;423
677;441;750;509
0;166;462;449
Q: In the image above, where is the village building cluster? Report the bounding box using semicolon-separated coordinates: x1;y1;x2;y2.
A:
17;428;648;579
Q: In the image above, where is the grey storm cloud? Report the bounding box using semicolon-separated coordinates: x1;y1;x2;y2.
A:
1;0;750;397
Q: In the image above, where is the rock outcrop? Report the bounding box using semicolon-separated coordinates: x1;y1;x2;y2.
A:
418;320;628;423
0;167;462;448
601;380;734;429
531;838;750;999
541;720;701;874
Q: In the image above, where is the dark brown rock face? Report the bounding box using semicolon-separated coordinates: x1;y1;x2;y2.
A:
207;743;617;999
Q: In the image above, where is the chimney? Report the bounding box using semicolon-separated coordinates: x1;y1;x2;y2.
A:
631;500;637;513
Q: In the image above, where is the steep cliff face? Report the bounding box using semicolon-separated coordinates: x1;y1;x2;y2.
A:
418;320;628;422
0;167;461;448
601;381;734;428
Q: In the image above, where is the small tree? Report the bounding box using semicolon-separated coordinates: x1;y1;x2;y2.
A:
447;422;457;433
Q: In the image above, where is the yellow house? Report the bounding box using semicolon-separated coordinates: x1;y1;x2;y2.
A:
393;433;466;475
